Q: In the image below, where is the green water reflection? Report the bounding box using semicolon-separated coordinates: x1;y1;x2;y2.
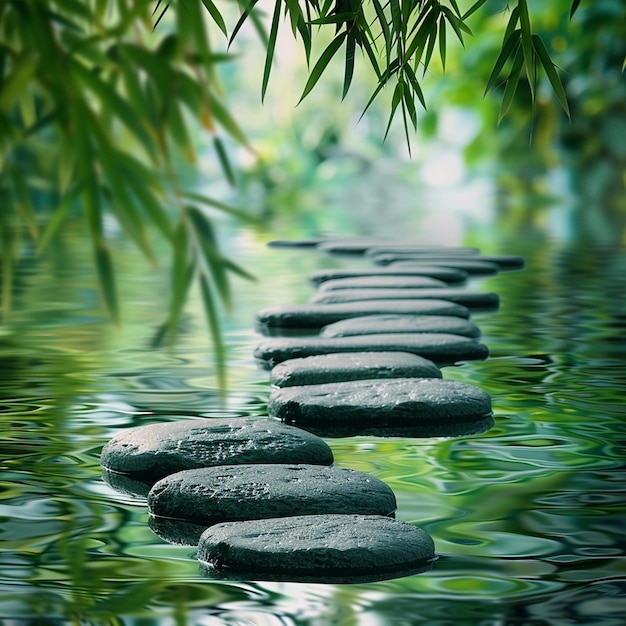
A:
0;221;624;625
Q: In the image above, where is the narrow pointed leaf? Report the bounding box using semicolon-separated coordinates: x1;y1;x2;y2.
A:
570;0;581;19
343;31;356;100
183;192;260;224
532;34;570;117
498;49;523;123
168;219;193;343
518;0;535;100
262;0;282;102
439;15;446;71
199;275;227;393
485;29;520;94
214;136;236;186
95;243;119;325
229;0;262;47
462;0;489;20
200;0;228;36
298;31;347;103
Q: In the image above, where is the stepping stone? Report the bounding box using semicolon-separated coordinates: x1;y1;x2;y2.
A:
375;257;500;275
318;241;478;255
147;464;397;537
309;267;468;286
367;250;525;269
255;300;470;333
311;288;499;311
269;378;493;438
365;245;480;256
309;288;500;311
270;351;442;387
267;239;326;248
197;514;436;583
318;276;447;290
254;333;489;367
101;417;334;495
321;314;481;339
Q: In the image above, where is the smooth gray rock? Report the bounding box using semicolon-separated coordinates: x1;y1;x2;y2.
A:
148;464;397;530
100;417;334;486
309;288;500;311
255;300;470;332
270;351;441;387
269;378;493;438
366;249;525;269
254;333;489;367
308;267;469;286
365;246;479;257
379;258;500;275
198;514;436;583
318;241;478;255
318;276;447;290
321;314;481;338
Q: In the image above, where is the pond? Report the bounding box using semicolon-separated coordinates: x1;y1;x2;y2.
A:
1;216;624;625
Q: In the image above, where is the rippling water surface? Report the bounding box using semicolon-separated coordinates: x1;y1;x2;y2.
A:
1;226;624;625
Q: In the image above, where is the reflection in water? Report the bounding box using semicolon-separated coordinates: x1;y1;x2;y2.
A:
0;230;624;624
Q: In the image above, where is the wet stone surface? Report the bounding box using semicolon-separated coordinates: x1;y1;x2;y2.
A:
383;259;500;275
255;300;470;333
100;417;334;491
318;276;447;290
308;266;469;286
147;464;397;533
320;314;481;338
270;351;441;387
309;288;500;311
198;514;436;583
269;377;493;438
254;333;489;367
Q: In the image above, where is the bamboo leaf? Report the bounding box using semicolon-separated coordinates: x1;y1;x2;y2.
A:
384;79;404;139
439;14;446;71
183;192;260;224
371;0;392;63
229;0;262;48
0;55;38;112
570;0;582;19
462;0;489;20
532;34;571;117
198;274;227;393
298;31;347;103
37;184;82;253
498;48;523;123
207;88;250;147
504;5;520;45
343;31;356;100
309;13;356;24
440;5;469;45
213;136;236;186
403;63;427;109
423;23;438;75
222;257;257;281
200;0;228;36
518;0;535;100
168;218;193;343
262;0;282;102
485;29;521;94
95;242;120;325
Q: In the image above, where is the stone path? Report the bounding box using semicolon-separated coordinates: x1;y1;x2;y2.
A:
101;237;523;584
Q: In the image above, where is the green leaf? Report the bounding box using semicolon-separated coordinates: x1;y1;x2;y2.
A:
207;88;250;147
229;0;262;48
168;218;193;343
439;14;446;71
485;29;521;94
308;13;356;24
504;6;520;45
298;31;347;103
403;63;427;109
95;242;119;325
0;55;38;112
371;0;392;63
214;136;236;186
183;192;260;224
222;257;257;281
498;48;523;123
199;274;227;393
518;0;535;100
570;0;582;19
462;0;489;20
343;31;356;100
200;0;228;36
262;0;282;102
532;34;571;117
10;167;38;240
384;80;404;140
440;5;470;45
37;184;82;253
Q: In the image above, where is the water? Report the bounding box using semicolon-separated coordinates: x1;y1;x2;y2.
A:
0;222;624;625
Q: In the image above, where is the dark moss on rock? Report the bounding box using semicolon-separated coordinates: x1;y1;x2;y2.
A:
309;288;500;311
320;314;481;338
255;300;470;333
254;333;489;367
148;464;397;531
270;351;441;387
100;417;333;488
198;514;436;583
268;377;493;438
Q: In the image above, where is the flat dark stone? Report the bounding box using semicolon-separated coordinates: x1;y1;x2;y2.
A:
267;239;326;248
309;288;500;311
318;276;447;290
270;351;441;387
255;300;470;333
254;333;489;367
198;514;436;583
376;258;500;275
269;378;493;438
100;417;334;489
367;250;525;269
365;246;479;256
148;464;397;532
308;267;468;286
321;314;481;338
318;242;478;256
